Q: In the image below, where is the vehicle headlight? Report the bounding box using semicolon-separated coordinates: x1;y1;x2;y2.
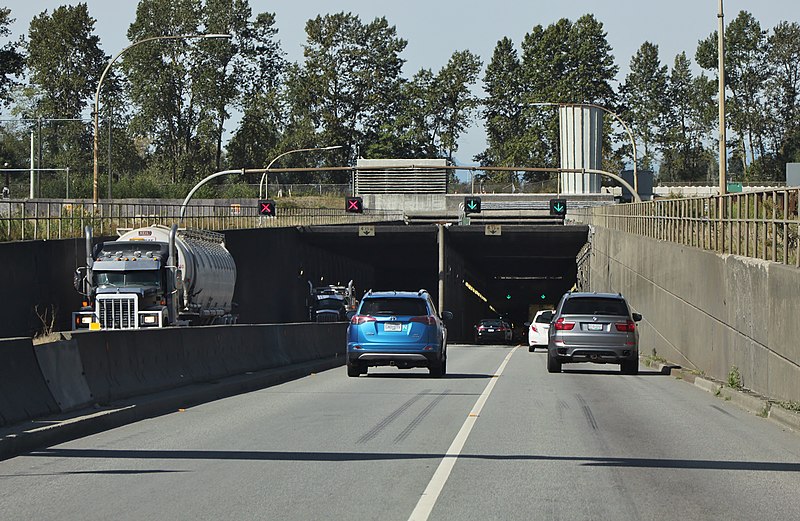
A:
81;316;93;324
141;315;157;325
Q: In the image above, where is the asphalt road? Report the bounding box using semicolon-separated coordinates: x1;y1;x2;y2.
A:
3;344;800;520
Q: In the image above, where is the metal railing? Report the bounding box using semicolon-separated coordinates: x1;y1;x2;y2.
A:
571;187;800;268
0;199;405;242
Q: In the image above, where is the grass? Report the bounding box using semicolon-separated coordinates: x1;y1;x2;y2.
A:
728;365;743;389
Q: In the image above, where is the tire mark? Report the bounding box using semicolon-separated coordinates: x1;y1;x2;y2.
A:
394;390;451;443
357;389;430;444
577;394;598;430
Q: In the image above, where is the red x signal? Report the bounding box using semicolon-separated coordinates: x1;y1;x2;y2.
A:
345;196;363;213
258;199;276;217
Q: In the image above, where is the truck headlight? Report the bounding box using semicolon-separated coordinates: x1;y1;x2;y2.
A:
80;316;93;324
141;315;157;325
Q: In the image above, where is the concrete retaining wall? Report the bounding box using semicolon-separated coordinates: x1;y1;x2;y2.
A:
0;322;346;428
589;225;800;403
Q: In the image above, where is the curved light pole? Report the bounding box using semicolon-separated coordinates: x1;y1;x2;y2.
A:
93;33;232;205
533;102;639;194
258;145;343;199
179;145;342;224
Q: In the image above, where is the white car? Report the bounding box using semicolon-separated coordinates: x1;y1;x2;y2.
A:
528;310;554;352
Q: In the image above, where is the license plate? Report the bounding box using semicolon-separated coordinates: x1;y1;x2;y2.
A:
587;323;603;331
384;323;402;332
487;328;495;332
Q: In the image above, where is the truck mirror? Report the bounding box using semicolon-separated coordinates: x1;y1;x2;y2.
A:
73;267;86;292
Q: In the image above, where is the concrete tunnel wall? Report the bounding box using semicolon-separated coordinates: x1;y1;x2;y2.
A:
588;224;800;404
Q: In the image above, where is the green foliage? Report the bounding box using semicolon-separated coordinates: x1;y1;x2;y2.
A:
728;365;743;389
478;15;618;182
26;4;106;118
0;8;23;107
618;42;669;169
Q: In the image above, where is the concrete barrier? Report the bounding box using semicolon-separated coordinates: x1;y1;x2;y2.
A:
2;322;347;435
68;322;346;405
0;338;60;427
589;225;800;404
34;337;92;412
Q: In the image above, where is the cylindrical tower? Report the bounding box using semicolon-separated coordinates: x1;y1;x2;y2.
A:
559;105;603;194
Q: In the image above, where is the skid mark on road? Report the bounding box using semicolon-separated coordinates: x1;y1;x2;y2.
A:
356;389;430;444
577;394;598;430
394;390;451;443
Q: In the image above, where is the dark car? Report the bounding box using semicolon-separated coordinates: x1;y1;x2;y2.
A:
346;289;453;377
473;318;513;345
547;292;642;374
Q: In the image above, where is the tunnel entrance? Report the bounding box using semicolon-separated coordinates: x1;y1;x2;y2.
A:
297;223;589;343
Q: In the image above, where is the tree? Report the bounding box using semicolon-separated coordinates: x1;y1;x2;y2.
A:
618;42;669;170
294;12;407;178
765;21;800;172
697;10;769;180
23;4;108;195
0;8;23;108
477;37;523;183
430;50;482;161
514;15;619;180
659;53;716;182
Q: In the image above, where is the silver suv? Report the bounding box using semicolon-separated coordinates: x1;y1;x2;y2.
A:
547;292;642;374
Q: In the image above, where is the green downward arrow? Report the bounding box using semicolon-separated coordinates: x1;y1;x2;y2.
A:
554;203;564;213
468;201;477;209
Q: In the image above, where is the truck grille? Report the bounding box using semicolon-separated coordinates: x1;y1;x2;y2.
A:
315;311;341;323
97;295;138;329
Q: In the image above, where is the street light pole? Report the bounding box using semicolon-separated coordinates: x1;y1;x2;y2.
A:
259;146;344;199
718;0;727;205
92;33;231;205
180;145;343;225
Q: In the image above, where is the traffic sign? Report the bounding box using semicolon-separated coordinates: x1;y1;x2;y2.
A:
485;224;502;236
346;196;364;213
464;196;481;214
549;198;567;217
258;199;276;217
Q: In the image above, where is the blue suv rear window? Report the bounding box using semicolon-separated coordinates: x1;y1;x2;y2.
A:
562;297;628;316
361;298;428;316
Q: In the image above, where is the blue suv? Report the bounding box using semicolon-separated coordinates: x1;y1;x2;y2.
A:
346;290;453;377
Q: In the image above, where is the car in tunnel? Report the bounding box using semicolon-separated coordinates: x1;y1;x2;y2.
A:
473;318;513;345
527;309;554;351
547;292;642;374
346;289;453;377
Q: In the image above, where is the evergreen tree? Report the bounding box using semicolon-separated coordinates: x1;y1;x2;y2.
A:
618;42;669;170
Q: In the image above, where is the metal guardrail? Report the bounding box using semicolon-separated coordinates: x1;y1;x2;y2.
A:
0;199;405;242
570;187;800;268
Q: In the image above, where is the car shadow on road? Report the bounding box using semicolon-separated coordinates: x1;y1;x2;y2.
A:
363;372;495;379
559;368;670;376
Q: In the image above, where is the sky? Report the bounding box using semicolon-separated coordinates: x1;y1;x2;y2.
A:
2;0;799;166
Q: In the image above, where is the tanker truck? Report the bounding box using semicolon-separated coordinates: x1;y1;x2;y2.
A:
72;224;237;330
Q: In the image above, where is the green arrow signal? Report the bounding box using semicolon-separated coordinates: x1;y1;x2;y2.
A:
467;200;478;209
554;203;564;213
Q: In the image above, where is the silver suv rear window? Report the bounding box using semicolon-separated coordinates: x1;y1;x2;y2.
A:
361;298;428;316
561;297;628;316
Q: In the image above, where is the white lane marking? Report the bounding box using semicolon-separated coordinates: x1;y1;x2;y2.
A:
407;346;517;521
